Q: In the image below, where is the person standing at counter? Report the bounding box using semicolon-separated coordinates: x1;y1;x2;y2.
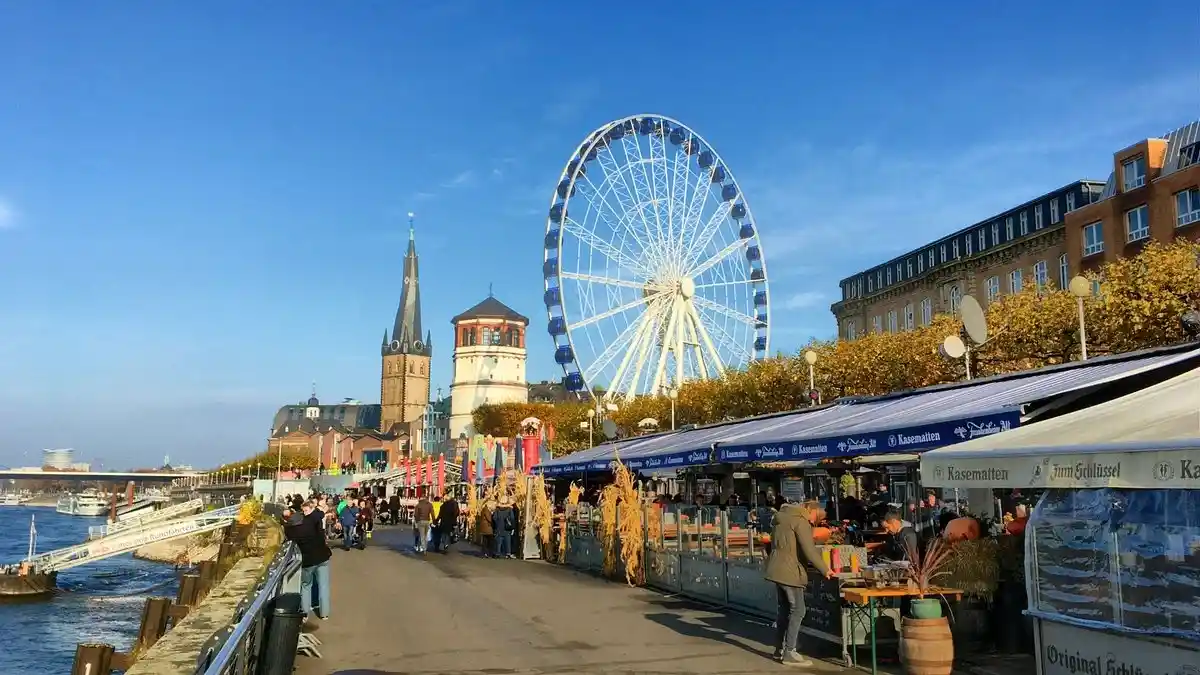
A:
764;499;833;667
879;508;920;561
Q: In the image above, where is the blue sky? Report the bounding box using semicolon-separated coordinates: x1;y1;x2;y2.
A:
1;2;1196;469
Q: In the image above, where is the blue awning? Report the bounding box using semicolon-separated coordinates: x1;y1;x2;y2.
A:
538;345;1200;476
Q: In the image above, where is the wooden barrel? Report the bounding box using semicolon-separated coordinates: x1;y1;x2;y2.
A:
900;616;954;675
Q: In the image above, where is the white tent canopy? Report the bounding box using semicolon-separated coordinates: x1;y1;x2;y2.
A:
921;365;1200;490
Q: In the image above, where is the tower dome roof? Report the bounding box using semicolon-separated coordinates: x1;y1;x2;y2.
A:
451;296;529;324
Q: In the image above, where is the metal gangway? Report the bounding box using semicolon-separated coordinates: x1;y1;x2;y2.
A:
31;504;241;573
88;498;204;540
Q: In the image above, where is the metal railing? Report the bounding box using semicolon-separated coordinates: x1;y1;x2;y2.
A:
193;540;302;675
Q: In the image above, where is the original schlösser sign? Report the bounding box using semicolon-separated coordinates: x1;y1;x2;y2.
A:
1039;619;1200;675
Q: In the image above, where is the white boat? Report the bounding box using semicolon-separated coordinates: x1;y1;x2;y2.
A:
1;493;30;506
56;492;109;517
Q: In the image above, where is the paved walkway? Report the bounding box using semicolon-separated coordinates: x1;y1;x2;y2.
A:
295;526;854;675
294;526;1030;675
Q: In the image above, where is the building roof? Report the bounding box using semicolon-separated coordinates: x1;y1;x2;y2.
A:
451;296;529;324
384;221;431;357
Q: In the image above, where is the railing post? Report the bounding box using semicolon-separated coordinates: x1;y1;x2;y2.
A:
71;643;114;675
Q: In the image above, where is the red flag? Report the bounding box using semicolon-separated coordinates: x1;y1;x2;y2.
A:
425;456;433;486
403;458;411;488
436;456;445;496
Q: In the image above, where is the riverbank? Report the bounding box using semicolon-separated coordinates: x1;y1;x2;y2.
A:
133;534;220;565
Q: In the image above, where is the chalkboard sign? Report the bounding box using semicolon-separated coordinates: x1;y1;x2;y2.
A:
801;576;842;638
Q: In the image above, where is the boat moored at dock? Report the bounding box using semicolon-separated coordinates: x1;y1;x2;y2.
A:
55;492;108;517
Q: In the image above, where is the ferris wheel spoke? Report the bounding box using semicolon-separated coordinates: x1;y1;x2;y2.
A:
684;300;727;376
582;310;648;382
607;297;661;396
622;135;670;268
649;133;676;268
563;217;652;278
619;297;666;402
582;156;659;267
695;303;752;365
675;153;712;271
560;271;658;291
692;294;758;327
652;296;684;394
687;237;748;280
695;280;754;290
572;291;665;330
681;200;735;270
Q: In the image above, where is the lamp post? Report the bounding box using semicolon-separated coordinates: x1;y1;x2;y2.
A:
1068;275;1091;361
585;409;596;447
256;461;261;479
803;350;820;405
664;386;679;430
273;438;284;501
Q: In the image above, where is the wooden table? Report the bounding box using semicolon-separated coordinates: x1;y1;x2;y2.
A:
840;586;963;675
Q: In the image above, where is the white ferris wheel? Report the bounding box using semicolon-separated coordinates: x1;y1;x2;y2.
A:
542;114;771;402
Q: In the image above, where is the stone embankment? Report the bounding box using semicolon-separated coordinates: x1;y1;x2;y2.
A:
124;556;264;675
133;535;220;564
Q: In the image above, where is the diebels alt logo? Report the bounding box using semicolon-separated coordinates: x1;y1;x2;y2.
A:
1153;461;1175;481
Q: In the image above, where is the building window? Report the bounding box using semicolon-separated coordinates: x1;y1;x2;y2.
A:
877;270;882;288
985;276;1000;302
1122;156;1146;191
977;229;986;250
1176;187;1200;226
1005;216;1014;240
886;267;893;285
1125;205;1149;242
991;222;999;245
1009;269;1023;293
951;240;959;259
845;322;857;340
872;316;882;333
1020;212;1028;235
906;259;913;278
939;245;946;263
1059;253;1069;290
903;303;914;331
1083;221;1104;256
965;234;973;256
949;285;962;313
1050;199;1060;224
920;298;932;326
867;276;874;293
1066;192;1076;212
481;327;493;345
887;310;897;333
1034;260;1048;288
917;254;924;273
1034;204;1044;229
896;263;903;281
857;278;863;296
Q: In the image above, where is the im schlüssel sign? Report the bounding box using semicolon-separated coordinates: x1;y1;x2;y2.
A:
922;447;1200;490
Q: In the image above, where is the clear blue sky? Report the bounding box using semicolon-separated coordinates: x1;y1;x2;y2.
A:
1;2;1196;469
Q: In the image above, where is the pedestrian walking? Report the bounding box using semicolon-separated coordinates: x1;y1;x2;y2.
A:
435;493;460;554
478;500;495;557
388;493;401;526
284;501;332;620
491;497;516;559
413;495;433;553
339;498;360;551
764;499;831;667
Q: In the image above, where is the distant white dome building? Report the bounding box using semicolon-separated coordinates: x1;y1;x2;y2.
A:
42;448;75;470
448;295;530;441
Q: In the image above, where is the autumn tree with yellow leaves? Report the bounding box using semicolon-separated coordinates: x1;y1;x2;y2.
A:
473;241;1200;443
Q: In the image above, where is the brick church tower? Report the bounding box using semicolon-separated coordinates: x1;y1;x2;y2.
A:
380;216;432;435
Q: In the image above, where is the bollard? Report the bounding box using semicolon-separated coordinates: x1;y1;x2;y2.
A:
71;643;115;675
136;597;173;650
177;573;200;607
259;592;305;675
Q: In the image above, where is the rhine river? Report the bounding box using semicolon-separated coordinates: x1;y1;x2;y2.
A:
0;506;180;674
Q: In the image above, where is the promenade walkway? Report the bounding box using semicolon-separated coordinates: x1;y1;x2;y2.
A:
295;526;1029;675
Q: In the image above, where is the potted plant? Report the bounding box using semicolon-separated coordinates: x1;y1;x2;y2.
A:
899;536;957;675
942;537;1000;653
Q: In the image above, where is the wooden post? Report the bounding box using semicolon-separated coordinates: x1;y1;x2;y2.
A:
136;597;173;650
217;542;235;572
71;643;115;675
177;573;200;607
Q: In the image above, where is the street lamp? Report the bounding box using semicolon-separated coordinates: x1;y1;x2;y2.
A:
1068;276;1091;361
585;408;596;448
663;386;679;430
803;350;821;405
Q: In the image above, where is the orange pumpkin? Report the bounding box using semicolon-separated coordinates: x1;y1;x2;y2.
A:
812;527;832;543
944;517;981;541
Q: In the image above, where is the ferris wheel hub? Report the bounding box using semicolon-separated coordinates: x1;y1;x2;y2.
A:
677;277;695;300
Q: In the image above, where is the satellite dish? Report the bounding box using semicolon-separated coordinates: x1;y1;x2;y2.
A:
602;419;618;439
959;295;988;344
941;335;966;359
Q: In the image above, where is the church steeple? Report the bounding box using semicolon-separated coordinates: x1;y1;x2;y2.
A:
384;212;430;357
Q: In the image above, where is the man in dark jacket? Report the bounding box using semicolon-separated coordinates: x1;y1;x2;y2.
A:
490;497;516;558
338;498;360;551
388;493;401;526
434;494;460;554
285;502;332;619
413;496;433;553
880;508;920;562
764;499;832;667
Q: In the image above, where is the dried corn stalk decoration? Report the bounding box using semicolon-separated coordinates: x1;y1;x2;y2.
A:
532;474;554;555
560;482;583;563
466;484;479;542
613;459;644;587
646;501;663;551
599;482;621;579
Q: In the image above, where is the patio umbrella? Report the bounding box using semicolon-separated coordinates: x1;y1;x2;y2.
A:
493;442;504;484
475;446;485;484
514;436;524;472
459;450;469;484
539;441;552;466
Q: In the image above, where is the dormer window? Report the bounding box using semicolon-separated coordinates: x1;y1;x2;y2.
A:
1122;156;1146;191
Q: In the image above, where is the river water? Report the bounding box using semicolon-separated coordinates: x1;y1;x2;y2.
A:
0;505;180;674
